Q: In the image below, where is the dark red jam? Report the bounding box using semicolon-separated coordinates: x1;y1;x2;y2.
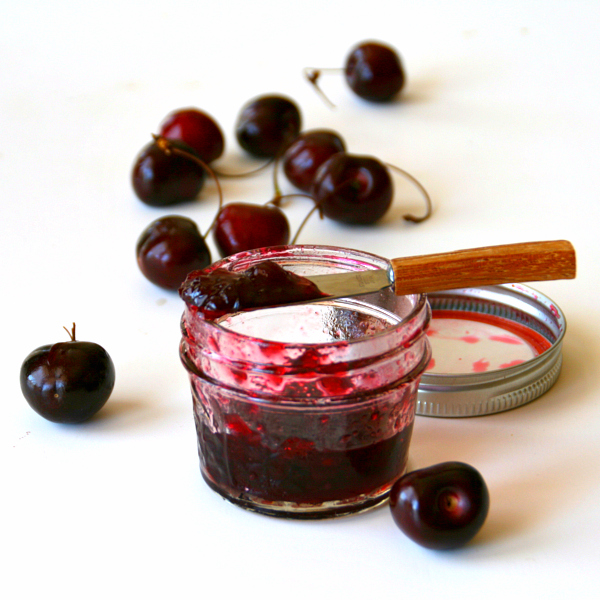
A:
196;412;414;511
179;260;328;319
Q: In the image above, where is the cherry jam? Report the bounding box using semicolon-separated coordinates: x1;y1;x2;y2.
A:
179;260;327;320
180;246;431;518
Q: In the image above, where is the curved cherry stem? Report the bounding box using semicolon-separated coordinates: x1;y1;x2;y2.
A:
385;163;433;223
271;154;284;206
290;201;323;245
291;173;380;244
63;323;76;342
212;158;274;179
153;134;224;238
266;192;313;209
269;142;302;207
303;67;343;109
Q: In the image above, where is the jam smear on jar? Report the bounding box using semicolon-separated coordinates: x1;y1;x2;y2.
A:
179;260;328;319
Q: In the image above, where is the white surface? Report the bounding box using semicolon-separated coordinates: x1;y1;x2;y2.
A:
2;1;599;598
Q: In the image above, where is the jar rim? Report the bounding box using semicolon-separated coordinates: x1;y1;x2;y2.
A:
182;244;429;350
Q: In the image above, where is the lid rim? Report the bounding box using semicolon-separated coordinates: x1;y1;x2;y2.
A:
417;283;566;417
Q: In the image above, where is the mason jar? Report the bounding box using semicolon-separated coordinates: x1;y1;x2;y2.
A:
180;245;431;518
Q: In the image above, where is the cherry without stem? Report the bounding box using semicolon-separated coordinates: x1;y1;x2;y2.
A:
389;461;490;550
20;324;116;424
282;129;346;193
159;107;225;164
235;95;302;158
345;41;405;102
136;215;212;290
213;202;290;258
310;152;393;225
132;138;206;207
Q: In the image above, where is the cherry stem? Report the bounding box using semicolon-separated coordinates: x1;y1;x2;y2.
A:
290;197;327;245
385;163;433;223
153;135;224;238
63;323;76;341
212;159;273;179
271;155;284;206
291;175;368;244
303;67;342;109
268;192;314;208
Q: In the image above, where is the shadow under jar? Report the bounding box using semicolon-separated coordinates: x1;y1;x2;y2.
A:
180;245;431;519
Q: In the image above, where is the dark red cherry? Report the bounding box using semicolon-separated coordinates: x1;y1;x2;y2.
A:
20;324;116;424
345;41;405;102
282;129;346;192
136;215;212;290
132;138;206;207
214;203;290;258
389;462;490;550
159;108;225;164
180;260;327;320
235;95;302;158
311;152;393;224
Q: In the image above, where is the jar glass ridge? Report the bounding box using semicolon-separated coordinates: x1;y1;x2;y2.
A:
180;245;431;518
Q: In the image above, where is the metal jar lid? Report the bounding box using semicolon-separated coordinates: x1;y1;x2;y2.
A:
416;284;566;417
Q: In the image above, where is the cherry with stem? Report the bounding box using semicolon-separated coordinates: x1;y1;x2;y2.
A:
305;40;406;106
157;134;306;259
153;135;224;236
135;136;226;290
309;151;432;226
20;323;116;424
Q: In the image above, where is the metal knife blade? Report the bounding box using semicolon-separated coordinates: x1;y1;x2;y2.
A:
304;267;394;299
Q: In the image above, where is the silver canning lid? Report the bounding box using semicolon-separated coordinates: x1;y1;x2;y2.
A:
416;284;566;417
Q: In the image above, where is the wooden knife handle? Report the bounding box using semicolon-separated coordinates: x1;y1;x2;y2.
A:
391;240;576;295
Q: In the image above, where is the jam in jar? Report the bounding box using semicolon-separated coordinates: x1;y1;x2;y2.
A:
179;245;431;518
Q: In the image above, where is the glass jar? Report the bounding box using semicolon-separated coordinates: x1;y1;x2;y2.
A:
179;245;431;518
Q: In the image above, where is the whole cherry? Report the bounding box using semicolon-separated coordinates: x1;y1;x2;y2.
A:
136;215;212;290
282;129;346;193
159;107;225;164
20;324;116;424
389;461;490;550
310;152;393;224
235;95;302;158
132;137;206;207
310;151;432;225
213;202;290;257
345;40;405;102
304;40;405;105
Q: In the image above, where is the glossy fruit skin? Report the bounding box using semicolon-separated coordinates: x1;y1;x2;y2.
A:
132;138;205;206
389;461;490;550
159;108;225;164
282;129;346;192
345;41;405;102
235;95;302;158
311;152;393;224
214;202;290;258
136;215;211;290
20;336;116;424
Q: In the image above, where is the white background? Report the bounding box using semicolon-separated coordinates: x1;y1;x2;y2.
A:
2;1;600;598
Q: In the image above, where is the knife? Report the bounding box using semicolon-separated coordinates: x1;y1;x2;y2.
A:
304;240;576;298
